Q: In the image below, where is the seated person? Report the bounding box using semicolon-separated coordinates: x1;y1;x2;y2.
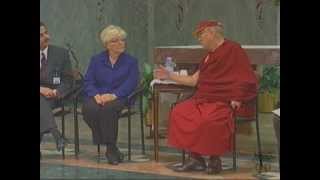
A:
82;25;139;165
154;20;258;174
40;22;72;156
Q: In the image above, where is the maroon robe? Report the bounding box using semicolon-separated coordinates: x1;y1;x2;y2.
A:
167;39;258;156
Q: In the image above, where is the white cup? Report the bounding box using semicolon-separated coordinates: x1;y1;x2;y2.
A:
179;69;188;76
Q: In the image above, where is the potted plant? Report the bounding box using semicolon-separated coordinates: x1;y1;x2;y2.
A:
258;65;280;112
141;62;154;127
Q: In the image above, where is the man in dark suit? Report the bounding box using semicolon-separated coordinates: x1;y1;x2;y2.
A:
40;21;72;154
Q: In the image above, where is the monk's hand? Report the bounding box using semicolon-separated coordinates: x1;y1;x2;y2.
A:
154;65;170;80
230;101;242;110
94;94;103;105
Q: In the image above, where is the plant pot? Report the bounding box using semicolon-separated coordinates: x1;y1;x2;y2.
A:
273;89;280;107
258;91;276;113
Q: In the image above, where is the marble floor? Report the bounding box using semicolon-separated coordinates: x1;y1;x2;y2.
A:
40;108;280;179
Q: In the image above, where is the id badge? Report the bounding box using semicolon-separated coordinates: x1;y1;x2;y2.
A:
53;77;61;85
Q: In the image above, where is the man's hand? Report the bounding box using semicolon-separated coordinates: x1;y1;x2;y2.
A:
154;65;171;80
230;101;242;110
46;89;58;98
40;87;51;96
40;87;57;98
49;89;58;98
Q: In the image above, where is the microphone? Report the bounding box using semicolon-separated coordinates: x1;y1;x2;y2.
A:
65;43;80;69
65;43;84;81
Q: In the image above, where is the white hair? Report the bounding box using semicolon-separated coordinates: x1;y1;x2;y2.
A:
100;25;127;45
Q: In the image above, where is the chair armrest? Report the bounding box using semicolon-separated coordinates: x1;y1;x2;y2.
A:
57;69;84;101
57;83;83;101
71;86;84;100
126;84;144;102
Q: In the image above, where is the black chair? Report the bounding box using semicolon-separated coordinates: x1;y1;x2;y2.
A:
231;73;263;171
51;70;84;159
52;100;71;159
73;83;146;161
172;93;263;172
232;97;263;171
53;46;85;159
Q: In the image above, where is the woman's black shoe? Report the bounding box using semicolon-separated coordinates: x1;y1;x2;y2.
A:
105;150;119;165
115;148;124;162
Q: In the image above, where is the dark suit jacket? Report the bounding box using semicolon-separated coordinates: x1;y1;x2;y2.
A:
40;45;72;98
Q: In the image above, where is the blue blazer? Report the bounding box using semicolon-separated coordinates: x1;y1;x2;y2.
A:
83;51;140;104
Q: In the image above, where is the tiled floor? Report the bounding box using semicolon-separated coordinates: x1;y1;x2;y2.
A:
40;106;280;179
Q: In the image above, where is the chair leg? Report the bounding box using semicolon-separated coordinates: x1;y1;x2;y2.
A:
61;105;65;160
97;144;100;160
140;95;145;155
255;115;263;170
73;96;80;159
128;106;132;161
233;123;237;171
182;150;186;165
149;126;153;138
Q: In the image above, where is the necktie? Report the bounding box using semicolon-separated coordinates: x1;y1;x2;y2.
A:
40;52;48;80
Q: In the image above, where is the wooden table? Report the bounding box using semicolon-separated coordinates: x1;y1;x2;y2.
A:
152;83;194;161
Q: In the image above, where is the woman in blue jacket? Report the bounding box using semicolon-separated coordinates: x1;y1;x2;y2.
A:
82;25;139;165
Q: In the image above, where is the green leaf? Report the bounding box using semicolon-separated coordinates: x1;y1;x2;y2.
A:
142;96;149;115
259;65;280;92
143;63;152;75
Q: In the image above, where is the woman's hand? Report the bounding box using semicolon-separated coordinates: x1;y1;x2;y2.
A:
100;94;117;105
94;94;103;105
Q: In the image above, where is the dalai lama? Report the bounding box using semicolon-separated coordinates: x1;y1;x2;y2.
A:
154;20;258;174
